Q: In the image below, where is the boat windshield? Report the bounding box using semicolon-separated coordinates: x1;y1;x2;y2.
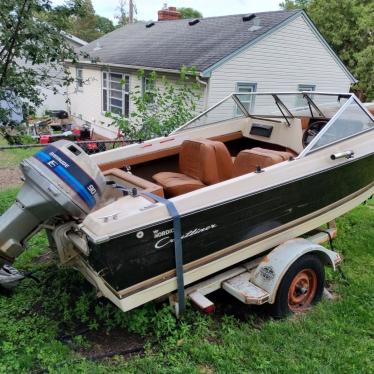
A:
173;92;352;132
300;95;374;155
172;92;374;158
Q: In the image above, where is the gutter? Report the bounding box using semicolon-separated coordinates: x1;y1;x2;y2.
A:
65;60;194;76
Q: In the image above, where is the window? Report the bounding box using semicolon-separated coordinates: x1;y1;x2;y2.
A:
296;84;315;106
76;68;83;90
142;76;156;104
235;83;256;115
310;98;374;151
102;72;130;117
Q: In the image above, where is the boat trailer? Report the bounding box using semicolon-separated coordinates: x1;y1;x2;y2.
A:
170;223;340;316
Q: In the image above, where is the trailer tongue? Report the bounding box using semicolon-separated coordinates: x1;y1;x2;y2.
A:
0;140;105;266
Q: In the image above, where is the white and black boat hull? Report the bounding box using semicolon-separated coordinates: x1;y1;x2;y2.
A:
86;152;374;293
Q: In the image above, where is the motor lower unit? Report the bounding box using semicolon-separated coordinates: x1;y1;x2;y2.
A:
0;140;105;265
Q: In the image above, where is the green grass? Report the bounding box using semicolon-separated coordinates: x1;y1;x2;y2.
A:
0;188;373;373
0;136;41;168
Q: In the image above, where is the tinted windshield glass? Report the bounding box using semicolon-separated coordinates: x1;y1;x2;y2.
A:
310;99;374;150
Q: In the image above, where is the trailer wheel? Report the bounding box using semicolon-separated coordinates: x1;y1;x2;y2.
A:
271;254;325;317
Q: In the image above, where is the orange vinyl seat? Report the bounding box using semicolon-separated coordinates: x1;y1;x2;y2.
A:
153;138;233;197
233;147;293;177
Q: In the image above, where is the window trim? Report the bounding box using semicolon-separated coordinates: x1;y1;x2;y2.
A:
235;82;257;116
102;71;130;117
296;84;316;106
141;76;156;107
297;84;316;92
76;68;83;91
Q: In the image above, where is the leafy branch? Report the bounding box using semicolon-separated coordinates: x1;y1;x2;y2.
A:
106;66;202;140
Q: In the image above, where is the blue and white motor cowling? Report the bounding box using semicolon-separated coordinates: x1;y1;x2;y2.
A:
0;140;105;266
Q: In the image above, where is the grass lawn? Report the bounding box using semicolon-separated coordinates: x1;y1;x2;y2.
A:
0;136;41;169
0;188;373;373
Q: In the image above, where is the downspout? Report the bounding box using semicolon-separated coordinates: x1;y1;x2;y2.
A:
196;76;209;110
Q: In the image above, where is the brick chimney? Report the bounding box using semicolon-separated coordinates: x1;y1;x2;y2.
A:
158;5;181;21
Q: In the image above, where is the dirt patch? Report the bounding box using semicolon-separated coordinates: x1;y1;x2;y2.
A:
0;167;23;189
76;328;145;360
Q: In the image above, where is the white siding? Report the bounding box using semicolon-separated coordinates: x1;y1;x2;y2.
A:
68;67;135;138
68;67;205;139
207;15;352;113
34;37;86;116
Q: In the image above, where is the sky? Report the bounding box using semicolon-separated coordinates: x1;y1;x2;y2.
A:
53;0;281;22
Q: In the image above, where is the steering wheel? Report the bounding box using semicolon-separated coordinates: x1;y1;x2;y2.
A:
302;120;329;147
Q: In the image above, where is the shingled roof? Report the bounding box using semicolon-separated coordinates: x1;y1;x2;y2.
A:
80;10;299;73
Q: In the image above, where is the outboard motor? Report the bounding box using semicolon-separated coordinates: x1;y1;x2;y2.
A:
0;140;105;266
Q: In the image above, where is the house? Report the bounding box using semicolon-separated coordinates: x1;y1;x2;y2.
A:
35;33;87;116
67;8;356;139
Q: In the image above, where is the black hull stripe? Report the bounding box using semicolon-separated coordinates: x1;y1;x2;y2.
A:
87;153;374;291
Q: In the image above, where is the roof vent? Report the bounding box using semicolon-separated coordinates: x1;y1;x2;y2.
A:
242;14;256;22
249;18;262;31
146;21;155;28
93;41;102;51
189;19;200;26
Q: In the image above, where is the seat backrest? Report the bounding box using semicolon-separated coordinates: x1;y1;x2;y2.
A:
233;147;292;177
179;139;233;185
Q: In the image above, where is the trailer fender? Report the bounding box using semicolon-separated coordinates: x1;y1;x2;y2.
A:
251;238;341;304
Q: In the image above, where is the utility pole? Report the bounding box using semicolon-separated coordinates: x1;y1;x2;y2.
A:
129;0;135;24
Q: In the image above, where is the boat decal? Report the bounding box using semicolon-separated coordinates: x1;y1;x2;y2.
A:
136;231;144;239
259;266;275;281
34;147;99;208
154;224;218;249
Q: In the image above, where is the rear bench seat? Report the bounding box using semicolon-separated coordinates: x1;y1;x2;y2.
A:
233;147;294;176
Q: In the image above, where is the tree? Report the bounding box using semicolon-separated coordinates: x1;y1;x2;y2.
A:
115;0;128;27
95;15;115;35
106;67;202;140
279;0;310;10
68;0;101;42
51;1;115;40
0;0;81;126
280;0;374;100
177;7;203;19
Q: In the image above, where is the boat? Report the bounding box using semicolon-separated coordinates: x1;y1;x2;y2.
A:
0;92;373;314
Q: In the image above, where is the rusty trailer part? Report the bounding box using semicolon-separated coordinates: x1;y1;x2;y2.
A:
223;272;270;304
170;222;339;315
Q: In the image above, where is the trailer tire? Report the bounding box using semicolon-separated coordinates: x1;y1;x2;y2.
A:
271;254;325;317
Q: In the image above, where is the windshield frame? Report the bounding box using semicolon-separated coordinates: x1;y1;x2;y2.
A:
172;92;355;134
298;94;374;158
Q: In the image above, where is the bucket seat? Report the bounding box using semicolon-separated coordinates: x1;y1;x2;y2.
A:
153;138;233;197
